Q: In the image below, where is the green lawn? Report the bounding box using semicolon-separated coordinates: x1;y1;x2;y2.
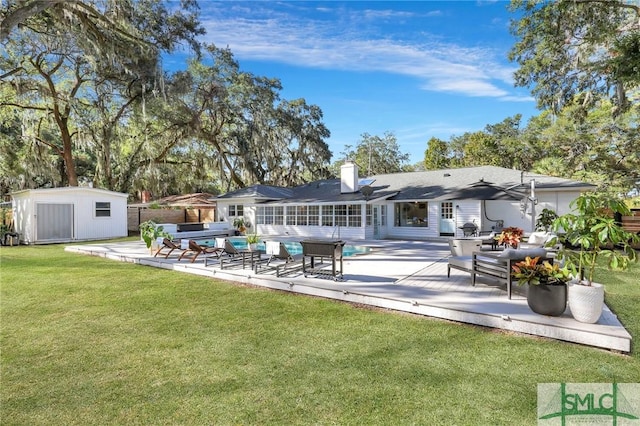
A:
2;243;639;425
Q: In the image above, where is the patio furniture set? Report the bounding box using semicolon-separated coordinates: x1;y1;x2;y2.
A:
447;232;558;299
153;237;345;280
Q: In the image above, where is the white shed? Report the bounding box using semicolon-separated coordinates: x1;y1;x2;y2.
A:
11;187;128;244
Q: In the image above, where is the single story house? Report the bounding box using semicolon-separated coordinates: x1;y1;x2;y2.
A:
11;187;128;244
215;164;596;241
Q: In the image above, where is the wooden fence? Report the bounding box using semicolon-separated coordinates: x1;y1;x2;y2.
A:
127;207;216;232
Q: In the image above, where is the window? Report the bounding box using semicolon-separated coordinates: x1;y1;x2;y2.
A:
348;204;361;227
308;206;319;226
441;202;453;220
285;206;296;225
95;201;111;217
229;204;244;217
256;206;264;224
256;206;284;225
322;205;334;226
256;206;273;225
274;206;284;225
366;205;372;226
333;204;362;227
394;202;428;227
381;205;387;227
297;205;308;226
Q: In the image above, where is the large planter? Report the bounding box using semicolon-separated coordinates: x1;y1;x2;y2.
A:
527;283;568;316
568;282;604;323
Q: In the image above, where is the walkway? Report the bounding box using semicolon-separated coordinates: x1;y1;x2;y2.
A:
65;239;632;353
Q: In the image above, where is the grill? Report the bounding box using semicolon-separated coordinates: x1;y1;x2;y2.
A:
300;240;346;281
459;222;478;237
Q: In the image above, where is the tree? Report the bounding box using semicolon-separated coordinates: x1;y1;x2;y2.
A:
446;115;528;170
0;0;203;187
156;45;332;192
509;0;640;115
423;137;450;170
529;99;640;194
337;132;411;176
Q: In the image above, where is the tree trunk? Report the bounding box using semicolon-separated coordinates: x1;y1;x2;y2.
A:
60;118;79;186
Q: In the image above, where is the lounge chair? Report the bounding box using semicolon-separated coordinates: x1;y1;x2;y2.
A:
254;241;303;277
207;239;260;269
178;239;224;263
154;238;182;259
447;239;482;277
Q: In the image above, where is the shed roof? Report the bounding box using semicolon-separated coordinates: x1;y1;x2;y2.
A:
11;187;128;198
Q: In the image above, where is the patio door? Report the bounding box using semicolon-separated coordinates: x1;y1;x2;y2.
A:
36;203;74;241
439;202;455;236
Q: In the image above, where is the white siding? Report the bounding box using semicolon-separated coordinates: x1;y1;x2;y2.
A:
483;190;583;234
217;189;585;241
11;188;127;244
452;201;481;238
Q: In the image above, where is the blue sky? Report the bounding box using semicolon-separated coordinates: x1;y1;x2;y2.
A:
166;1;539;164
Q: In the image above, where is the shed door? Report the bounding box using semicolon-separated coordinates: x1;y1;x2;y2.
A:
36;203;73;241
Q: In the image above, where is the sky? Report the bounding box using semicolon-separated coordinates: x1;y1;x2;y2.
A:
165;0;540;165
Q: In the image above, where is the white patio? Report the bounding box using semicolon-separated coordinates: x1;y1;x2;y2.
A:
65;239;632;353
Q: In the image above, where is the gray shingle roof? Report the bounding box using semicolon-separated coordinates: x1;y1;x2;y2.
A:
217;185;293;200
216;166;595;204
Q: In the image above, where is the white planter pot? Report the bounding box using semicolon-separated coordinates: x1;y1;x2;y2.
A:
568;282;604;323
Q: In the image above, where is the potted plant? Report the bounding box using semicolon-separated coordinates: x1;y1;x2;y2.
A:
246;233;260;251
232;217;249;235
552;193;639;323
495;226;524;249
139;220;171;253
512;256;571;316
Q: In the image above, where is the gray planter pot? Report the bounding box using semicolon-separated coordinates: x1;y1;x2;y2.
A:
527;283;568;316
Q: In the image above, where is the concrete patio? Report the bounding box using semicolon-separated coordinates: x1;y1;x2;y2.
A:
65;239;632;353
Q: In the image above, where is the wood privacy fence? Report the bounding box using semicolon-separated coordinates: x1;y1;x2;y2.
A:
127;207;216;232
622;211;640;233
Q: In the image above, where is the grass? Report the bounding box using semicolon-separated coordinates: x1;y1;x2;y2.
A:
2;243;639;425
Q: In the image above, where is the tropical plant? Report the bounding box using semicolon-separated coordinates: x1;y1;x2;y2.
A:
232;218;249;233
246;233;260;245
512;256;571;286
139;220;171;249
496;227;524;248
536;208;558;231
552;193;639;285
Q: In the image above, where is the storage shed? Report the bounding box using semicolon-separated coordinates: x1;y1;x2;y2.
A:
11;187;128;244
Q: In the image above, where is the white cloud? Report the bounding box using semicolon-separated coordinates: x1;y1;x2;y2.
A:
197;4;526;100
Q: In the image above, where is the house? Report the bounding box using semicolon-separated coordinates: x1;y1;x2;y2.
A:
11;187;128;244
215;164;596;241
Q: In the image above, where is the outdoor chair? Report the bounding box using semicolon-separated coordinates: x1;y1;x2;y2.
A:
471;247;551;299
178;239;224;263
519;231;560;250
154;238;182;259
254;241;303;277
447;239;482;278
208;239;260;269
